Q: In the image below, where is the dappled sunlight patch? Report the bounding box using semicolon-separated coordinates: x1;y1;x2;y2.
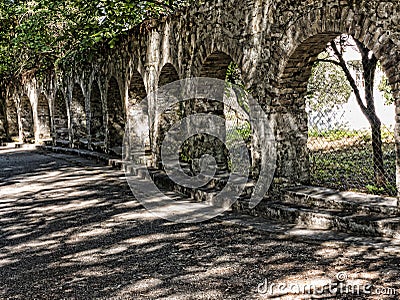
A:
34;199;103;214
122;232;190;247
342;245;373;258
161;290;224;299
383;245;400;255
113;279;168;299
68;266;123;282
5;232;32;241
278;269;327;284
22;238;60;249
180;264;239;282
314;247;340;259
2;224;30;232
2;231;69;254
356;271;380;281
137;243;168;254
101;244;129;256
62;248;103;263
176;225;201;232
264;252;293;265
0;184;54;198
0;148;37;154
129;278;163;292
112;210;157;222
213;254;242;264
13;170;64;182
66;227;113;244
0;258;19;267
113;200;142;210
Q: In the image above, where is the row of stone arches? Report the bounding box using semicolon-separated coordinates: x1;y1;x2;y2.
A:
50;73;149;155
52;78;126;153
4;25;398;196
6;93;51;143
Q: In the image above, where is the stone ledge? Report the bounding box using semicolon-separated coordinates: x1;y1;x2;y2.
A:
217;213;397;248
256;202;400;239
37;145;112;164
283;185;399;215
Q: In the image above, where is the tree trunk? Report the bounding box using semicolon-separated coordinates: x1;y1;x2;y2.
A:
359;39;386;187
331;38;386;187
371;119;385;186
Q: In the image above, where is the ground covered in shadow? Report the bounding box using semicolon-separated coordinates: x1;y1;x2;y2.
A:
0;148;399;299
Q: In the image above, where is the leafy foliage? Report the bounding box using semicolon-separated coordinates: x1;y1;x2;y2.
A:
378;74;394;105
307;52;352;112
0;0;195;80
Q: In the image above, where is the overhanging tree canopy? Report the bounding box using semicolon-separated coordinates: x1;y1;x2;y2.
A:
0;0;195;81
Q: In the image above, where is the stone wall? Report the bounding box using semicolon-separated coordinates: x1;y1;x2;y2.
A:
2;0;400;197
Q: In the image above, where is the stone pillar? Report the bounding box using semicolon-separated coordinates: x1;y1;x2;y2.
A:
394;93;400;202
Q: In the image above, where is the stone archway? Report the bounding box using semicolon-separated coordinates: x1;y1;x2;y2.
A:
71;84;87;148
37;93;51;141
0;98;6;139
20;95;34;143
6;98;18;140
128;71;147;108
89;80;105;150
274;9;400;195
107;76;125;154
183;51;233;173
54;90;69;145
126;70;148;161
155;63;180;168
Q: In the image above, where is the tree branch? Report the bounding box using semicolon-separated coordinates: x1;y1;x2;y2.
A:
330;40;370;117
313;59;342;68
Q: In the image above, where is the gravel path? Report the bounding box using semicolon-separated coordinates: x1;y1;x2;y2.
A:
0;148;399;299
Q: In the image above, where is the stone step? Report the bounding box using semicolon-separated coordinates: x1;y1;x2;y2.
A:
283;185;400;217
38;145;110;162
255;201;400;239
123;164;255;205
124;169;237;223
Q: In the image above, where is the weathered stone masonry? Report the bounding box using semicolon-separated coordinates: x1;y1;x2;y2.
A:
2;0;400;199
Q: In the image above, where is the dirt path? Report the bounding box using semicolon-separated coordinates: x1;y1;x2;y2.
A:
0;148;399;299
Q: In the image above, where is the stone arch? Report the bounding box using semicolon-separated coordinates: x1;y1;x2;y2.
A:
155;63;181;167
107;76;125;153
199;51;233;80
126;70;148;161
192;37;243;80
6;98;18;140
128;71;147;108
37;93;51;140
0;98;6;139
183;51;235;173
89;80;105;149
158;63;180;87
159;21;180;77
20;95;34;142
273;6;400;190
276;6;398;94
54;89;69;144
71;83;87;148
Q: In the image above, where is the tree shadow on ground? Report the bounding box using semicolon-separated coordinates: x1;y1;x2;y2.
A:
0;149;399;299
